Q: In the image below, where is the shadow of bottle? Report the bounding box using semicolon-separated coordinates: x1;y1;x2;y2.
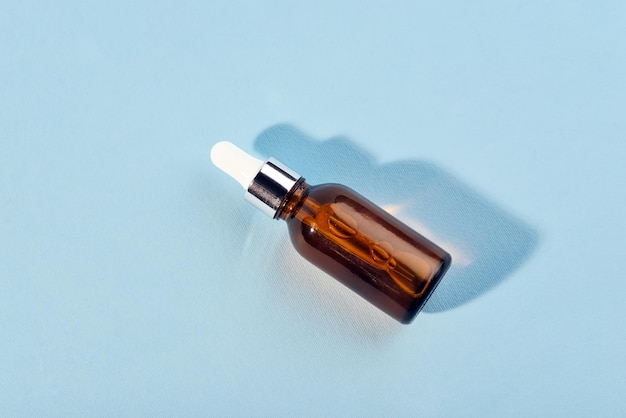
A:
253;124;539;313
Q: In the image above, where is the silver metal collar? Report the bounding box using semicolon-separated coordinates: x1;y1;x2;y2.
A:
244;158;301;218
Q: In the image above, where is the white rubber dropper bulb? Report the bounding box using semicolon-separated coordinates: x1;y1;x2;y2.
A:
210;141;264;189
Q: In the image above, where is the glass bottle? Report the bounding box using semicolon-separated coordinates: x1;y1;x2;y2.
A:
211;142;451;324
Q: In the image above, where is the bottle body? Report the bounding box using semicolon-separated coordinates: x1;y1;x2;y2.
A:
282;182;451;324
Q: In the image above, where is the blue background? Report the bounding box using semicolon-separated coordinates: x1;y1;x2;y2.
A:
1;1;625;416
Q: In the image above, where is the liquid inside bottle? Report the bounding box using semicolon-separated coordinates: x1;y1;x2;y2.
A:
279;182;451;324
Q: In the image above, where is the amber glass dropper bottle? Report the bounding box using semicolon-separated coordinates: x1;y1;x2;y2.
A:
211;141;451;324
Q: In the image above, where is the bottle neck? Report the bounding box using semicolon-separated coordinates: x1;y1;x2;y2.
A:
275;179;309;220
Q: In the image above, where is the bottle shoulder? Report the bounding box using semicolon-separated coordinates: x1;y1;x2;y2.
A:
308;183;360;203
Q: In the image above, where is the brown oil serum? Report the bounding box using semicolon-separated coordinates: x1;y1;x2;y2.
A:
211;141;451;324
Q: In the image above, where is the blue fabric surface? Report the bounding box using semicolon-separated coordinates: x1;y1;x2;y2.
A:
1;1;625;416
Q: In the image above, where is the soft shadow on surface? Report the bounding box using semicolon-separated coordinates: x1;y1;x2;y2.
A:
254;124;539;313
